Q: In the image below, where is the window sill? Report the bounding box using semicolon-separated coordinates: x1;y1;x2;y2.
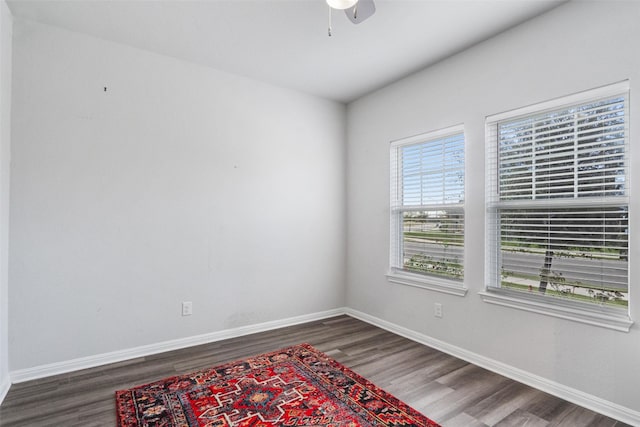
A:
387;271;467;297
479;289;633;332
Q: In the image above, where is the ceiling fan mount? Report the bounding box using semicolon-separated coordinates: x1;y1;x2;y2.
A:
326;0;376;36
326;0;358;10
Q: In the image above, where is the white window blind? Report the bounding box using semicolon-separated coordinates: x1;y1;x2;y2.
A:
486;82;629;311
390;126;465;287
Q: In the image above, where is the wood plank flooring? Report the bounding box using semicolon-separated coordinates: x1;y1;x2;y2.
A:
0;315;630;426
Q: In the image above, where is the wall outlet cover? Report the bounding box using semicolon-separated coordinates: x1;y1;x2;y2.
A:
182;301;193;316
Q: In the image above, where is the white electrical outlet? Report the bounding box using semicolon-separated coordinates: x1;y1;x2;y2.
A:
434;303;443;318
182;301;193;316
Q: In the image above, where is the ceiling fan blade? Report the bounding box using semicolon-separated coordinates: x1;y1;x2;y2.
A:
345;0;375;24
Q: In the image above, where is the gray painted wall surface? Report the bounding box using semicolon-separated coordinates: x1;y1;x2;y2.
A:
0;0;12;397
346;1;640;414
9;19;346;370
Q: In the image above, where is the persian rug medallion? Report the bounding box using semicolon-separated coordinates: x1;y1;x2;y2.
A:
115;343;440;426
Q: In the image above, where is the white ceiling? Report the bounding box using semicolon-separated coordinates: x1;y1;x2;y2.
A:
7;0;567;103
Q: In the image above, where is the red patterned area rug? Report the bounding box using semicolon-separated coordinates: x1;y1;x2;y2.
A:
116;343;440;426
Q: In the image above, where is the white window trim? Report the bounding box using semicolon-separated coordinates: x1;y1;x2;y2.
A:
484;81;633;331
487;81;630;123
387;270;468;296
388;124;467;297
479;289;633;332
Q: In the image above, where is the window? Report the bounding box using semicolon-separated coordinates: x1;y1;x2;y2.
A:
484;82;632;331
388;125;466;296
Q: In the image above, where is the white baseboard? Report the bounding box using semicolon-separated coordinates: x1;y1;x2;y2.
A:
10;307;347;383
344;308;640;427
7;306;639;425
0;375;10;405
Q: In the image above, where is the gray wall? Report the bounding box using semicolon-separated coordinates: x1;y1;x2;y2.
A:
9;19;346;370
0;0;12;400
346;0;640;414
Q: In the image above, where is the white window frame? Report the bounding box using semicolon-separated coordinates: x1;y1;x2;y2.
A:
482;82;633;332
387;124;467;297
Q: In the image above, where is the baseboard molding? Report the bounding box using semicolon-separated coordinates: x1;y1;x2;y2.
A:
0;375;10;405
344;308;640;426
10;307;347;384
8;306;640;425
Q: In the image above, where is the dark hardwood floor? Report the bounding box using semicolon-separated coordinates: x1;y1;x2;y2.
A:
0;315;630;426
